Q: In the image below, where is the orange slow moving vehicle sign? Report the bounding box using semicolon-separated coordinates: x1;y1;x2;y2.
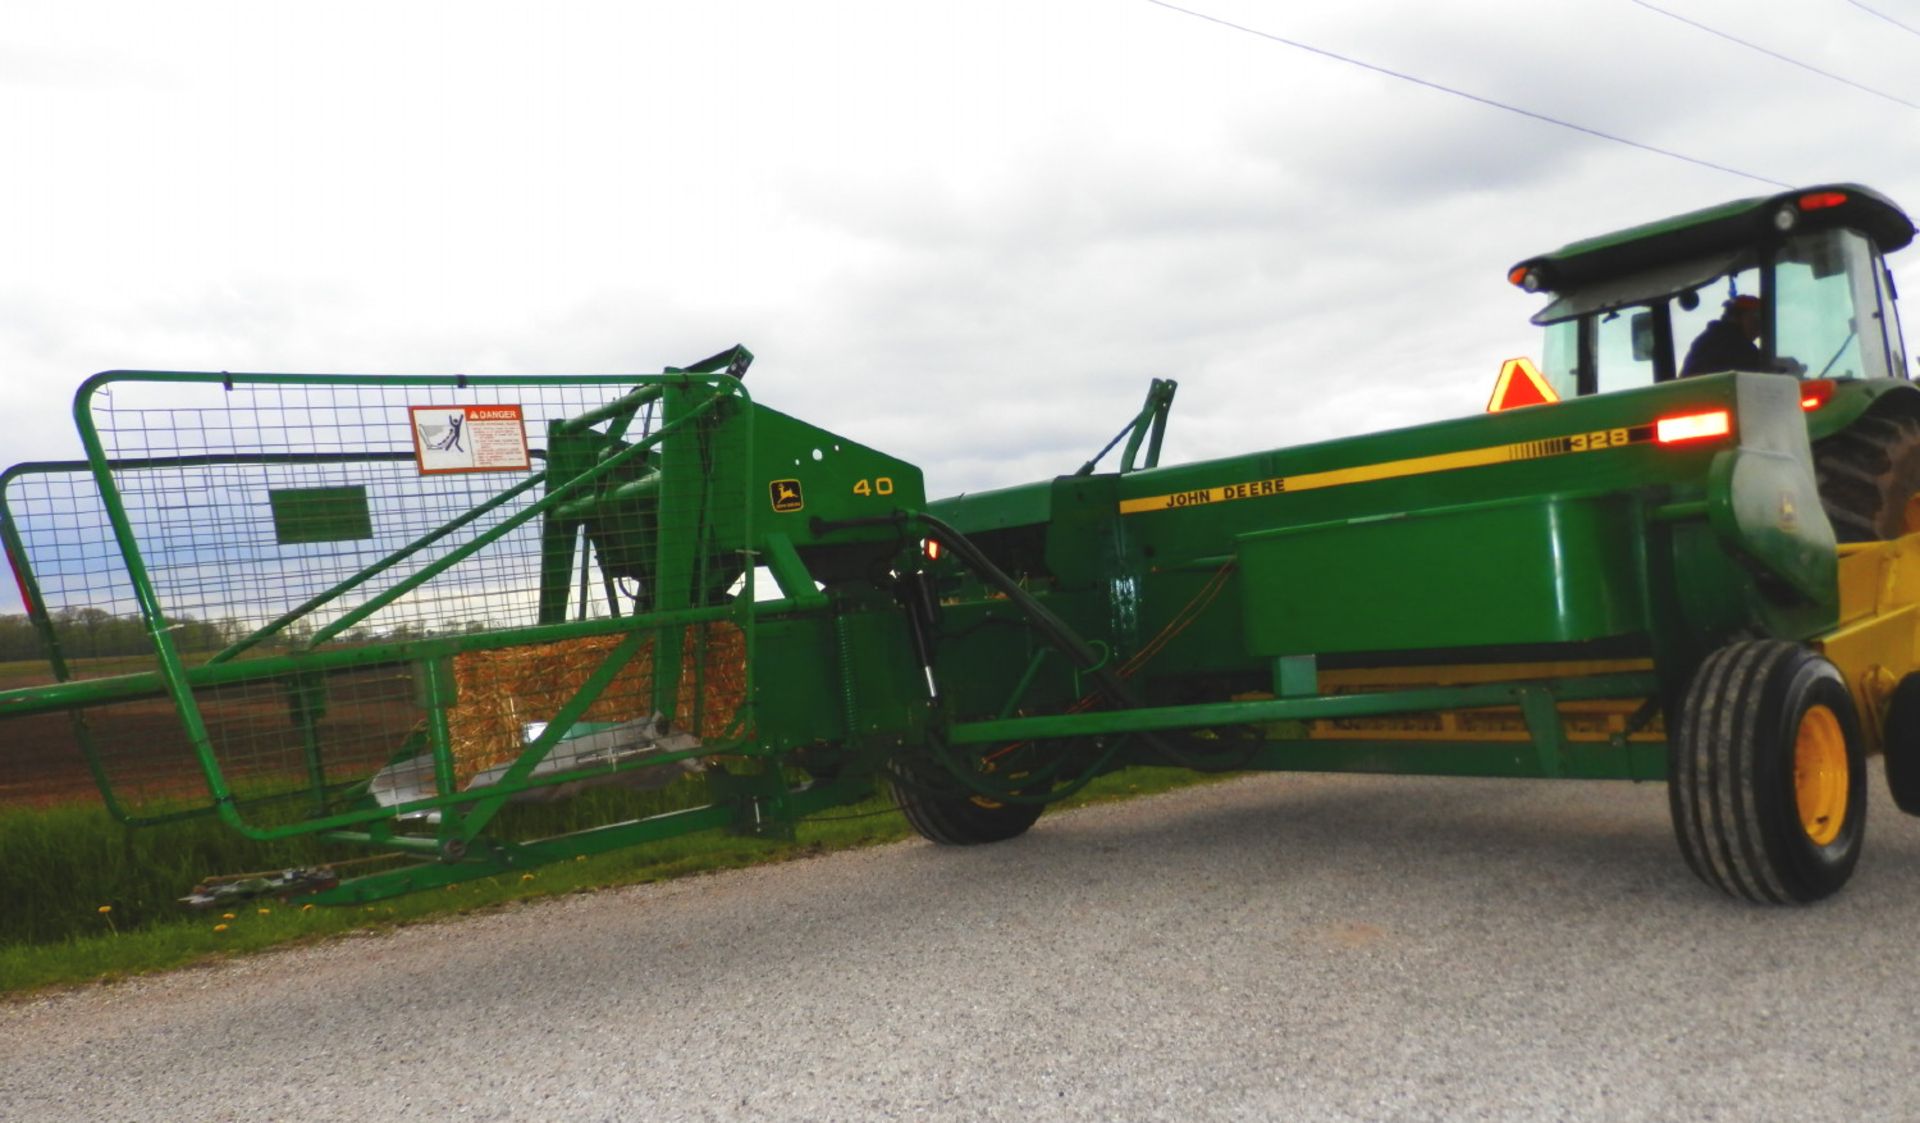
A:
1486;356;1560;413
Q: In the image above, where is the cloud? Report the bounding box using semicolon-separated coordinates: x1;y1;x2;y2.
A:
1;0;1916;629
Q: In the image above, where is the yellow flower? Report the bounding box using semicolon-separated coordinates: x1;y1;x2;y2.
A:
222;913;236;921
302;904;315;912
520;873;535;882
213;924;229;933
97;905;112;914
257;908;271;917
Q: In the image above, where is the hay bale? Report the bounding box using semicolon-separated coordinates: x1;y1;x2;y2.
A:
445;623;746;786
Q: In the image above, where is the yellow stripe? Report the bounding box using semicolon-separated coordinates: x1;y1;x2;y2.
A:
1282;443;1513;493
1117;437;1549;515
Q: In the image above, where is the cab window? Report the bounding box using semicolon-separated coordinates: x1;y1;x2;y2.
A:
1774;229;1888;379
1672;267;1761;377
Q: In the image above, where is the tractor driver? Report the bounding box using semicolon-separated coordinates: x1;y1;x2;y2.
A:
1680;294;1766;377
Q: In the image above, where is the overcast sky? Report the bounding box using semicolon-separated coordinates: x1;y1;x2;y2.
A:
4;0;1917;617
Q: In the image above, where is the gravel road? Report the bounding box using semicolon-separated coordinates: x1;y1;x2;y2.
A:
5;767;1920;1122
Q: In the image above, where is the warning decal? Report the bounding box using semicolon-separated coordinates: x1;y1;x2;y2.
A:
410;405;531;475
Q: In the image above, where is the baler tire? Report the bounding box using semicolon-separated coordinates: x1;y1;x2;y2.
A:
1669;640;1866;904
885;754;1044;846
1878;673;1920;816
1812;414;1920;542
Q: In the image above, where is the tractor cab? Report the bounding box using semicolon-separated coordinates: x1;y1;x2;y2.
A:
1509;185;1914;411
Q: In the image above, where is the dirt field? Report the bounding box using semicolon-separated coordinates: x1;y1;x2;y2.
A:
0;663;418;811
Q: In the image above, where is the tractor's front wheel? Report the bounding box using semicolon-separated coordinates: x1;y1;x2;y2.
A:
1669;640;1867;903
885;748;1044;846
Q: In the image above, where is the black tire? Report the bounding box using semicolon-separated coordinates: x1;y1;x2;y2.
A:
1670;640;1867;903
1812;414;1920;542
1879;673;1920;816
885;749;1044;846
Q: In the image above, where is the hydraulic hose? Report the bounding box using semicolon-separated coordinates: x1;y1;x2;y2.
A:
812;509;1260;779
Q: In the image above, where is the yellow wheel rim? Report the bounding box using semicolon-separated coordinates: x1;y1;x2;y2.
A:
1793;703;1849;847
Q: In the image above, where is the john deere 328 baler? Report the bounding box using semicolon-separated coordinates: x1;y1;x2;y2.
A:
4;183;1918;906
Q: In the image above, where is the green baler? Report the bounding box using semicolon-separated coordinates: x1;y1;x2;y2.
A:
4;185;1918;907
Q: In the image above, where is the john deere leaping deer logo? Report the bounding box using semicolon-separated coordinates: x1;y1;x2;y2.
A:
764;477;802;510
769;479;804;513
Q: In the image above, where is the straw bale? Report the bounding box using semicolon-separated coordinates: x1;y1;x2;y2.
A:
446;623;746;786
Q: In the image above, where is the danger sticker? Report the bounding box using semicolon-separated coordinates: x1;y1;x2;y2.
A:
410;405;531;475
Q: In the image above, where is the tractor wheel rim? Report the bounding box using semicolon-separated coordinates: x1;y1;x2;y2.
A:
1794;703;1848;846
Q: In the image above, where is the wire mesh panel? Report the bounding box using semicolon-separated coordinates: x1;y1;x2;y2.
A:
79;379;647;639
6;371;758;830
2;463;215;816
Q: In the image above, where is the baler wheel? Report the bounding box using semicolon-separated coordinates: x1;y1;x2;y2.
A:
1669;640;1866;903
885;753;1044;846
1876;673;1920;816
1812;414;1920;542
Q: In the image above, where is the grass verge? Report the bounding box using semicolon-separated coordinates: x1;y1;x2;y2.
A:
1;766;1228;998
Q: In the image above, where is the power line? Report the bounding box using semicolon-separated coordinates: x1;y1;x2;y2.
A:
1142;0;1791;189
1848;0;1920;39
1627;0;1919;110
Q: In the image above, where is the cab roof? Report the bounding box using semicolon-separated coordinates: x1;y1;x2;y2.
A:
1509;183;1914;296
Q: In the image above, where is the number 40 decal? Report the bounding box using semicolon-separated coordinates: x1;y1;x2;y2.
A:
853;477;894;496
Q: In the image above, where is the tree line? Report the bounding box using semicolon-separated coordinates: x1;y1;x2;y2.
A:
0;609;498;663
0;609;239;662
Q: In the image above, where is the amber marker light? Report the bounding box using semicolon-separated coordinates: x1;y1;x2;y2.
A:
1655;409;1733;445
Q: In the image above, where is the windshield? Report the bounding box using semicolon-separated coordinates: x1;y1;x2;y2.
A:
1776;229;1888;379
1539;227;1905;394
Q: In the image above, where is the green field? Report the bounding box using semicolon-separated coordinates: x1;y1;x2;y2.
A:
0;654;157;690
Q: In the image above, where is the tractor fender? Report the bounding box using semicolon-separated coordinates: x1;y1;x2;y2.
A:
1805;378;1920;441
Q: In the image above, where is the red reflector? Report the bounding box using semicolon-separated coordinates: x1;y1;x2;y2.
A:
1799;191;1849;212
1799;379;1835;411
1508;266;1529;286
1656;409;1733;444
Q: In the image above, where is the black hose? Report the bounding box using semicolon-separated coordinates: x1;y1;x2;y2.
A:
815;510;1259;775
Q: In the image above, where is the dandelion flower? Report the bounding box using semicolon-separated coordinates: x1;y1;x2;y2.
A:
97;905;112;914
520;873;535;882
222;913;236;921
257;908;271;917
302;904;315;912
214;924;229;933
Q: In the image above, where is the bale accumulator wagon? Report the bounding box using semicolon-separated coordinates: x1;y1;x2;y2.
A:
5;183;1920;907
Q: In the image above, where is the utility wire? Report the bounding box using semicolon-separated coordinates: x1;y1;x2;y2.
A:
1848;0;1920;39
1627;0;1919;110
1143;0;1790;189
